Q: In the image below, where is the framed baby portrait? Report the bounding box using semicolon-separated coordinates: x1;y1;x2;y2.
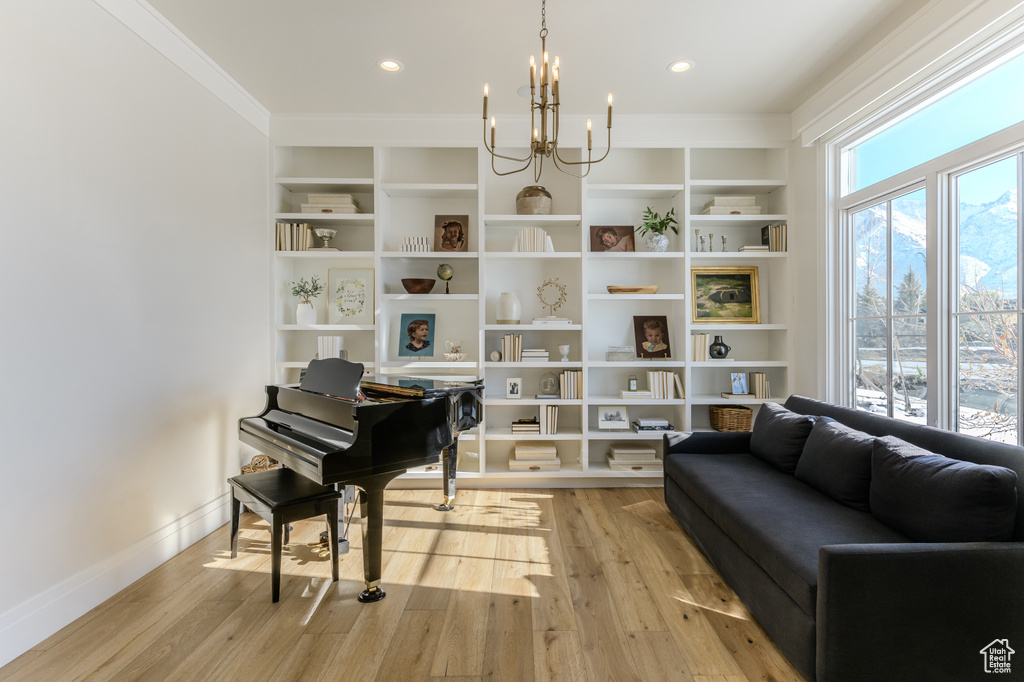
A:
434;215;469;252
398;313;436;357
633;315;671;359
590;225;635;252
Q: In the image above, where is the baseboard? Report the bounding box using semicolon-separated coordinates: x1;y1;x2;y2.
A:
0;493;230;668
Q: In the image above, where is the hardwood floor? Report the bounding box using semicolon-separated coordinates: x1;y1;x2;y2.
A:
0;488;804;682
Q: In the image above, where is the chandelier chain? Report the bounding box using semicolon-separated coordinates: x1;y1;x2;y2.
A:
540;0;547;38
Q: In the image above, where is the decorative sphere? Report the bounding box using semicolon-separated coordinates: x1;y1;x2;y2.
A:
437;264;454;281
539;372;559;395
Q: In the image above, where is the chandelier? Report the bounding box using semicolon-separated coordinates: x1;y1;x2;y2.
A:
481;0;612;180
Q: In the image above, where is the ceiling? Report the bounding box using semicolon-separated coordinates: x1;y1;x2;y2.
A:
147;0;916;118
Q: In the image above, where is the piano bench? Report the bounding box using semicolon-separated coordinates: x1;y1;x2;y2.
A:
228;467;342;603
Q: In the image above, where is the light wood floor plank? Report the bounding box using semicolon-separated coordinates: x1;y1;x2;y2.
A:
0;488;805;682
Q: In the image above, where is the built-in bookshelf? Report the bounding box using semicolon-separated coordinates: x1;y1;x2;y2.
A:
269;142;790;485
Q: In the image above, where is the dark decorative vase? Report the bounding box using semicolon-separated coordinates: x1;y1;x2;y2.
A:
709;335;731;359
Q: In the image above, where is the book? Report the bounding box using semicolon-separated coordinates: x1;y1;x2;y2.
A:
700;206;761;215
721;392;754;399
631;423;675;432
738;245;770;251
509;459;561;471
621;390;654;399
532;317;571;324
515;441;558;460
306;193;358;205
635;417;669;427
704;196;756;208
301;204;360;214
607;456;663;471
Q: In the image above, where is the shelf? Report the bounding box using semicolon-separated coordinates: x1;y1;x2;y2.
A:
275;177;374;193
689;360;789;368
276;360;372;369
275;212;374;226
689;214;788;227
690;323;788;331
587;293;685;301
485;398;582;406
689;252;787;260
380;182;478;198
276;324;376;331
688;179;786;195
485;324;582;331
589;395;686;405
381;251;479;259
587;183;685;199
275;250;374;259
380;360;480;369
485;428;583;440
483;251;583;259
587;251;682;259
484;214;582;227
383;293;479;301
588;360;687;368
484;361;583;369
689;396;785;405
588;430;674;441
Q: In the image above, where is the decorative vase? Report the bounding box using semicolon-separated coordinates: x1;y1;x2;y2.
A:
515;185;552;215
645;233;669;252
709;335;731;359
295;301;317;326
496;292;521;324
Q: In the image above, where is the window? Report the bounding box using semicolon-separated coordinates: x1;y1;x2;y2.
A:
953;154;1022;443
850;188;927;421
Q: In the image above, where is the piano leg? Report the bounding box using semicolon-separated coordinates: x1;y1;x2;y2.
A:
434;435;460;512
354;472;403;603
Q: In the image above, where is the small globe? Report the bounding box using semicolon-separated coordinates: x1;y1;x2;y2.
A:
437;263;454;281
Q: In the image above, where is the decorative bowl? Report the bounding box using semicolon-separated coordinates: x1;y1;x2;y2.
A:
401;278;436;294
607;285;659;294
444;352;465;362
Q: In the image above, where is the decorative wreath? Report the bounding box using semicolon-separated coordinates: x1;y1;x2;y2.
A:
536;277;567;316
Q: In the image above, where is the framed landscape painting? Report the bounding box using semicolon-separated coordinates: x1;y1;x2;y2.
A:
328;268;374;325
691;266;761;324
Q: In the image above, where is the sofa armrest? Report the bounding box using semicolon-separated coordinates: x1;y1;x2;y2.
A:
664;431;752;455
817;542;1024;682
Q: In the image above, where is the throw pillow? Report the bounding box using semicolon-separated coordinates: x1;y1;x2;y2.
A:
795;420;874;512
749;402;816;474
869;436;1018;542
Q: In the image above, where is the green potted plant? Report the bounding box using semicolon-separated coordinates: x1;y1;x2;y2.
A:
637;206;678;252
292;275;324;325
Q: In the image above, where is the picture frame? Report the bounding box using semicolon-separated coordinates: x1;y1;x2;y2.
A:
506;377;522;399
590;225;635;252
435;214;469;252
398;312;436;357
691;266;761;324
731;372;748;395
633;315;672;359
328;268;374;325
597;405;629;430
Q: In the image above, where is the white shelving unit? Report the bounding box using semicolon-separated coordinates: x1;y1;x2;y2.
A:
269;142;790;486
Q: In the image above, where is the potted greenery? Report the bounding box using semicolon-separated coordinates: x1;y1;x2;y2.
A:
292;275;324;325
637;206;678;252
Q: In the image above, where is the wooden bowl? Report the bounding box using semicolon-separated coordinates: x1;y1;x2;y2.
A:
401;278;436;294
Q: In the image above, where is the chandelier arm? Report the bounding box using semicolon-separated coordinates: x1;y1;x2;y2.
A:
551;128;612;166
550;152;591;179
491;153;536;177
483;127;534;163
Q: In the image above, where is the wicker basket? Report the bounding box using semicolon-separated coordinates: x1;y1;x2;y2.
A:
709;404;753;432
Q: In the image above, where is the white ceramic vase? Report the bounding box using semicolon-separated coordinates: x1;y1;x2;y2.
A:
496;292;521;324
295;301;317;326
645;233;670;252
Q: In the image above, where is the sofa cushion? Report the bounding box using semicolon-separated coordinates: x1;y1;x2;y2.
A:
665;451;909;617
795;420;874;512
870;436;1019;542
750;402;816;473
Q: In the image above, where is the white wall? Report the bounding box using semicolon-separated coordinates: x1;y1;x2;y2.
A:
787;139;822;399
0;0;269;664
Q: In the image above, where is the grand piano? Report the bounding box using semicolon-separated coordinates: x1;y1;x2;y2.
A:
238;358;482;602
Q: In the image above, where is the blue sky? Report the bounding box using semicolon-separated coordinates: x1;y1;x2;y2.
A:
853;50;1024;205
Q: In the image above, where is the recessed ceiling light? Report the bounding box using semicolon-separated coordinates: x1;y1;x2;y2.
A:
668;60;694;73
377;59;403;72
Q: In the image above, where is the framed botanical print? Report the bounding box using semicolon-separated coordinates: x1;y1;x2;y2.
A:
691;266;761;324
328;268;374;325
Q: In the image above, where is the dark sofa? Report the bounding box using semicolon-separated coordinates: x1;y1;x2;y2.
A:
664;395;1024;682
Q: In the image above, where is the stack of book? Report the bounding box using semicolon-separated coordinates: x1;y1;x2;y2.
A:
762;224;788;252
738;244;770;252
700;196;761;215
511;417;540;434
532;317;571;325
317;336;345;359
749;371;770;399
691;333;709;361
500;334;523;362
300;193;360;214
647;371;684;399
559;369;582;398
521;348;549;362
276;222;313;251
509;441;560;471
631;418;675;433
607;443;662;472
512;227;554;252
400;236;431;252
621;389;654;399
539;404;559;434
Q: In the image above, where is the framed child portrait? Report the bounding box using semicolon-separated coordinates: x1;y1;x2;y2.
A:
435;215;469;252
633;315;671;359
590;225;635;252
505;377;522;399
398;313;436;357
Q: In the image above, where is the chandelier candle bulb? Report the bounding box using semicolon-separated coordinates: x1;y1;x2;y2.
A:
491;117;496;148
587;119;592;150
530;56;536;90
607;94;613;128
483;84;488;119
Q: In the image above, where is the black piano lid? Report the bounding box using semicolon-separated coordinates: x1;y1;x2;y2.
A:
299;358;364;401
360;374;483;399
